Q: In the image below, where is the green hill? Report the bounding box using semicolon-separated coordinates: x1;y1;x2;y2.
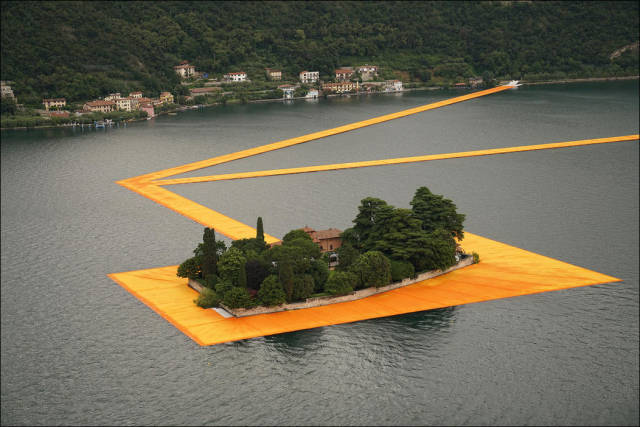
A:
1;1;638;106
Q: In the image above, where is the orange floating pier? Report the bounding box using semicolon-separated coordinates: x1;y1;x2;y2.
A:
108;233;620;346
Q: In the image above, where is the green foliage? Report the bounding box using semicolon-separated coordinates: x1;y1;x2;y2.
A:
282;229;312;243
217;247;247;286
336;243;360;271
176;256;201;279
472;251;480;264
292;274;315;301
215;279;234;297
237;262;247;289
230;237;268;257
349;251;392;289
309;259;329;292
222;287;254;309
3;1;637;106
410;187;465;240
390;260;415;282
324;271;356;296
194;288;220;309
200;227;218;280
258;275;286;306
278;260;295;302
256;217;265;243
245;257;270;291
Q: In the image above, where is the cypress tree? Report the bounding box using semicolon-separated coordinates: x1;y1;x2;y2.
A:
256;217;265;243
202;227;218;279
238;262;247;289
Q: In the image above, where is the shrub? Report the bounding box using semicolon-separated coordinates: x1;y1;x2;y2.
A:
390;260;415;282
177;256;201;279
349;251;392;289
324;271;357;296
292;274;315;301
472;252;480;264
222;287;254;309
195;288;220;309
258;275;286;306
215;279;234;297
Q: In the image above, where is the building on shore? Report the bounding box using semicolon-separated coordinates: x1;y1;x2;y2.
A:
306;89;319;99
335;68;355;81
302;226;343;253
384;80;403;92
299;70;319;84
139;103;155;118
1;81;16;100
265;68;282;81
104;93;121;101
357;65;378;81
322;81;358;94
42;98;66;111
174;61;196;79
129;91;143;98
159;91;174;104
83;100;115;113
278;84;296;99
224;72;247;82
114;97;132;111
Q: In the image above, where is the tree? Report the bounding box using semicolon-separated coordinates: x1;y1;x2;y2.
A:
336;243;360;271
245;257;270;290
282;228;312;243
217;247;247;286
349;251;392;289
194;288;220;309
222;287;253;309
309;259;329;292
390;260;415;282
324;271;357;296
292;274;315;301
177;256;201;279
237;262;247;288
410;187;465;240
201;227;218;280
256;217;265;243
258;275;286;306
279;259;295;302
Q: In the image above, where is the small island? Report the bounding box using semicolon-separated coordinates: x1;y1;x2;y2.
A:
177;186;479;316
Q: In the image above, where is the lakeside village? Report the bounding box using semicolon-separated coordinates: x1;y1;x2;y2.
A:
178;186;480;317
0;60;486;129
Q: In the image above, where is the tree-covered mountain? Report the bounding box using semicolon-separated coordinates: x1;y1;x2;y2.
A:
1;1;638;105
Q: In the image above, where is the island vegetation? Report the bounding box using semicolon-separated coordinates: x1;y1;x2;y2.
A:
177;186;476;311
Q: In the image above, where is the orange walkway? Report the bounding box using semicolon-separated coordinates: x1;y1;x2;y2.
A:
108;233;620;346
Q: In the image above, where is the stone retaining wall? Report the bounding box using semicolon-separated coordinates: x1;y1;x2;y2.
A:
217;256;474;317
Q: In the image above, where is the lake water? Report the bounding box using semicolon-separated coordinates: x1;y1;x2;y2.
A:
1;81;638;425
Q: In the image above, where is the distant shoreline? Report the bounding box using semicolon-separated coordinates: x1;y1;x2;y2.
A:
2;75;638;131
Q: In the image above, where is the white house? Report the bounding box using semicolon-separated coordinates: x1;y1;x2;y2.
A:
299;71;319;84
174;63;196;78
278;84;296;99
306;89;319;99
224;72;247;82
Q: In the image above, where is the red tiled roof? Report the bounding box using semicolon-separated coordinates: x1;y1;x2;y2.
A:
43;98;66;102
314;228;342;240
85;100;115;106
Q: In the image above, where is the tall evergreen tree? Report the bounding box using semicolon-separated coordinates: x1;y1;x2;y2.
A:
256;217;265;243
279;260;295;302
201;227;218;279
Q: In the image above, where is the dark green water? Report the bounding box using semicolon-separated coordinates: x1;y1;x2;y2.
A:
1;81;638;425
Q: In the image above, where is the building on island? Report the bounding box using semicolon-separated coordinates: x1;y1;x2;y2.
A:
83;100;115;113
159;91;174;104
322;81;358;94
42;98;66;111
357;65;378;81
302;227;343;253
1;81;16;100
224;72;247;82
265;68;282;81
129;91;143;98
278;84;296;99
335;68;354;81
299;71;319;83
174;61;196;79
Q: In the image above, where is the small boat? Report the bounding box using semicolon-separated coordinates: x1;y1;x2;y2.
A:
505;80;522;87
168;112;177;116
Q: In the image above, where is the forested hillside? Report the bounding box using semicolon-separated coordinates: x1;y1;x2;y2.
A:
1;1;638;105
